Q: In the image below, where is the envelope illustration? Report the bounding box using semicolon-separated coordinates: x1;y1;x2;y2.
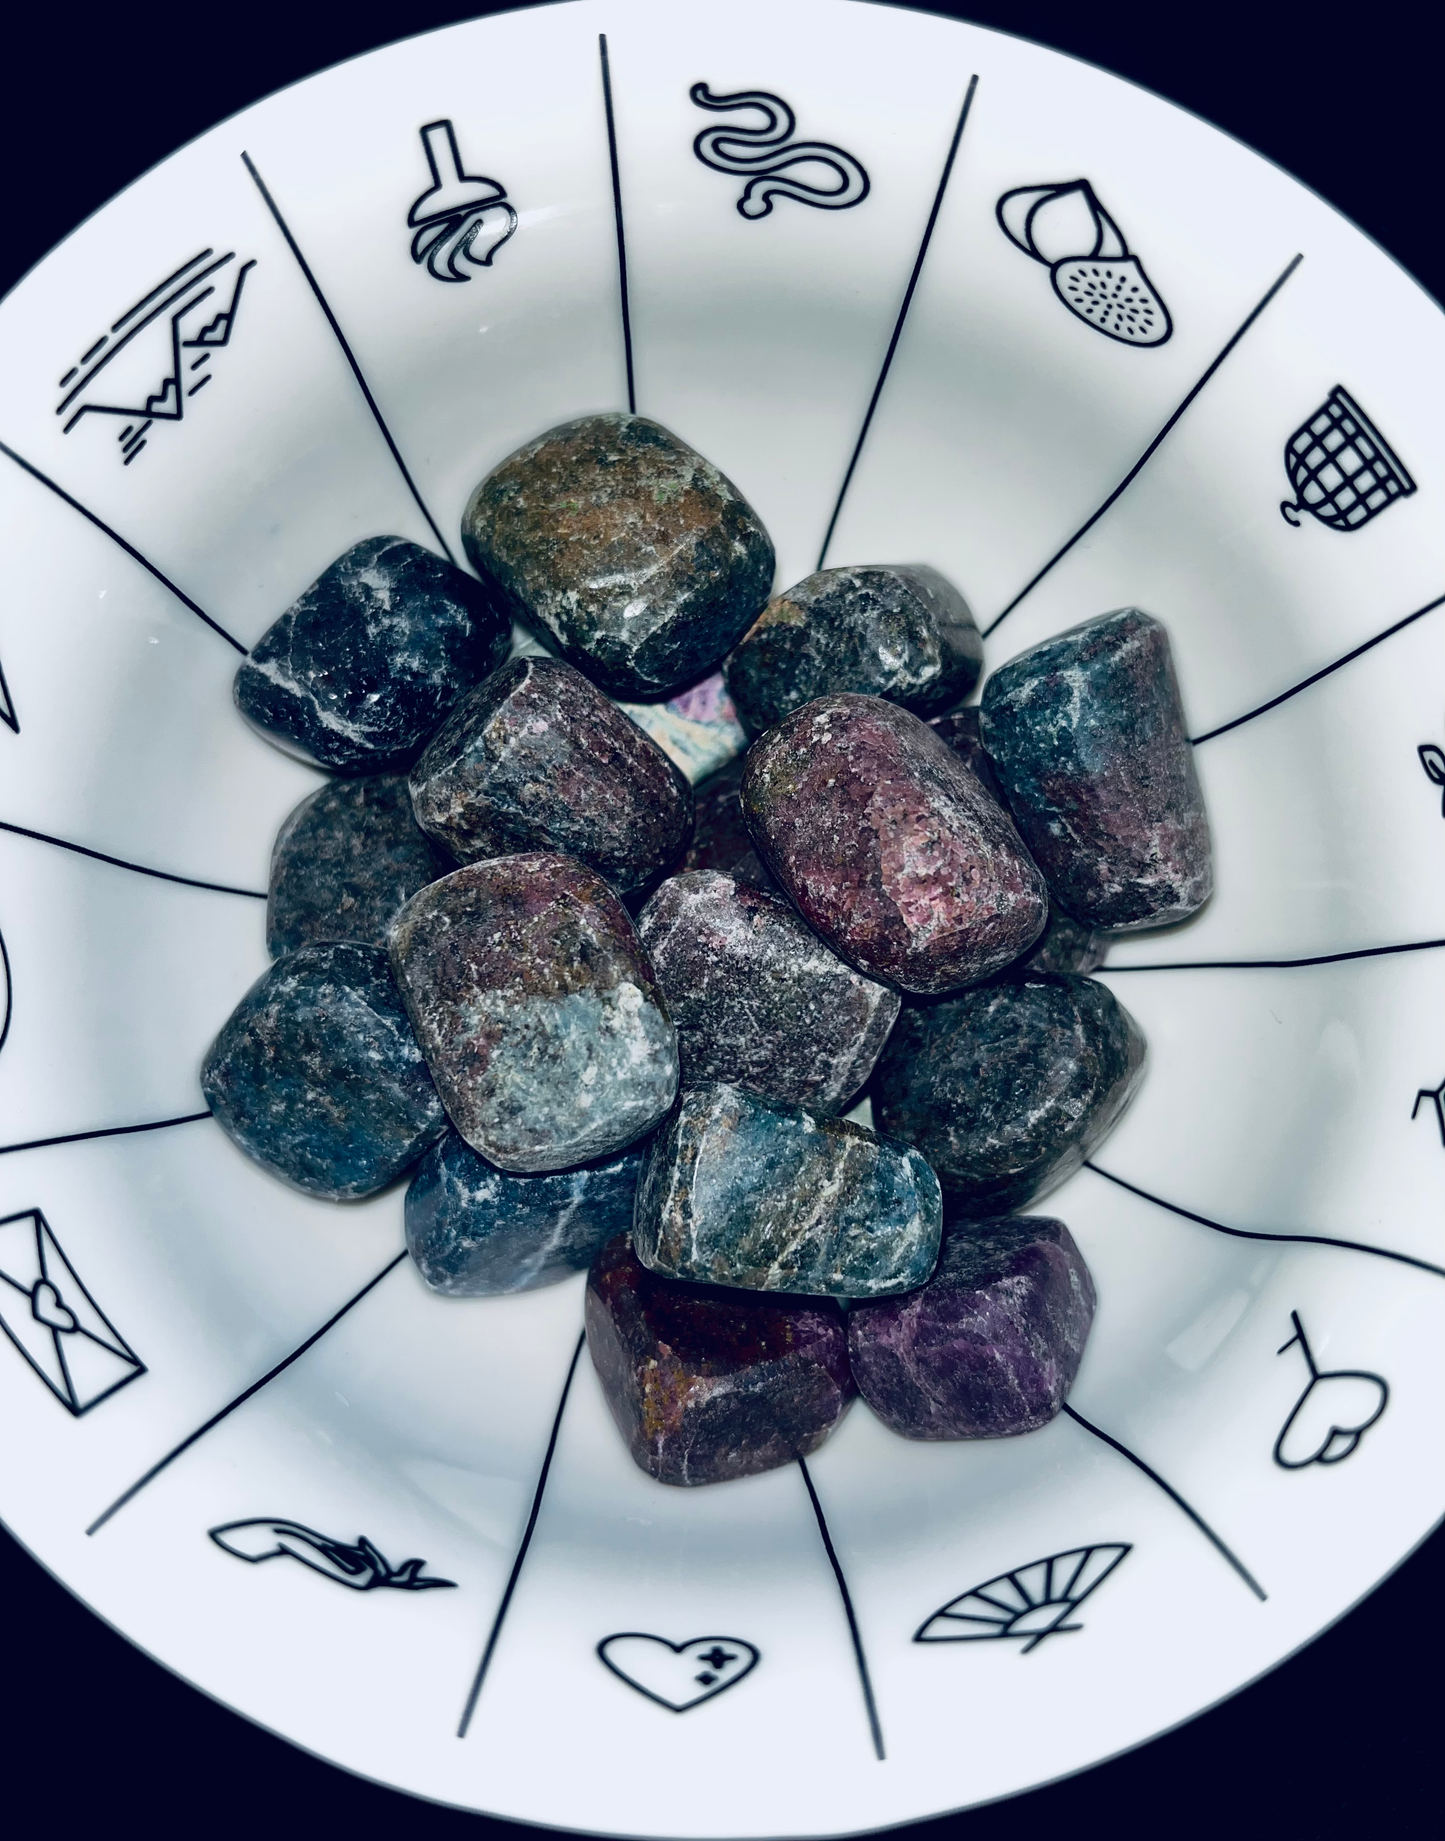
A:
0;1209;145;1414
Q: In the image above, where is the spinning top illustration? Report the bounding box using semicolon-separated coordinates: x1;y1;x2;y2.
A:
996;178;1171;347
1279;386;1416;532
408;120;517;281
1273;1311;1387;1469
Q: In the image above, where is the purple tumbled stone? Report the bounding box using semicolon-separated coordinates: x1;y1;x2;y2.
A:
388;852;678;1172
847;1216;1096;1438
636;870;899;1110
928;705;1003;802
585;1233;854;1486
408;655;692;894
684;756;753;875
741;694;1047;995
979;608;1212;931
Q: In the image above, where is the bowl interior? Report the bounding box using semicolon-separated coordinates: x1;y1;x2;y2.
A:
1;1;1443;1832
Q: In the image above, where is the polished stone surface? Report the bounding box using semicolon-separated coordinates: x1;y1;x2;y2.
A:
234;537;512;773
637;871;899;1110
585;1232;854;1486
726;564;982;734
742;694;1047;994
201;941;446;1200
872;973;1146;1212
462;414;775;699
267;774;451;957
684;756;753;874
405;1130;644;1296
848;1216;1095;1438
634;1080;941;1297
409;655;692;893
388;852;678;1172
980;608;1212;930
928;705;1002;802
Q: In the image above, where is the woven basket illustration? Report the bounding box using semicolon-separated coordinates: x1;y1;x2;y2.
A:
1280;386;1415;531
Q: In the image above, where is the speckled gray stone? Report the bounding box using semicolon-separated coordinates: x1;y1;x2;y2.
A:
634;1080;941;1298
848;1216;1095;1438
267;774;452;958
586;1232;854;1486
234;537;512;772
979;608;1212;930
388;852;678;1173
637;871;899;1110
200;941;446;1200
408;655;692;893
872;973;1146;1213
726;565;983;734
405;1130;645;1296
461;415;776;700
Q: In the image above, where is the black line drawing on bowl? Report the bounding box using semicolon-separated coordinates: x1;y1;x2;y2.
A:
458;1330;585;1738
1097;934;1445;977
56;249;255;467
1273;1310;1387;1469
817;76;977;572
1190;587;1445;745
798;1453;886;1759
690;84;869;219
209;1518;456;1591
85;1250;408;1535
0;436;247;653
597;1633;760;1711
1417;743;1445;813
240;151;456;565
1062;1404;1265;1599
0;927;10;1059
1085;1160;1445;1282
915;1543;1130;1652
0;652;16;735
1;1111;212;1161
997;180;1171;347
407;120;517;282
1410;1076;1445;1146
1280;387;1416;532
598;35;635;416
985;253;1302;638
0;1208;146;1415
0;816;266;900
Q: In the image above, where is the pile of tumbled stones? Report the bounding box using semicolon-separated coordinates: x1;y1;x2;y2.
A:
203;411;1212;1489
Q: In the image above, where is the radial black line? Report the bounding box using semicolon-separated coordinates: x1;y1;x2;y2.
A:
1;1110;212;1159
1192;589;1445;745
239;152;457;565
1101;936;1445;973
816;74;978;572
1061;1404;1267;1601
797;1453;885;1761
983;253;1304;639
0;818;266;899
1085;1160;1445;1280
457;1330;586;1739
0;652;18;734
598;35;636;415
85;1250;408;1536
0;438;247;653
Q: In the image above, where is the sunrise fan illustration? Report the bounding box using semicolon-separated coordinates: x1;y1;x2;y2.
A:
914;1544;1131;1653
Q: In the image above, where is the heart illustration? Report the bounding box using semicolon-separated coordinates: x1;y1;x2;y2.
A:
30;1279;78;1334
597;1633;759;1712
1273;1312;1389;1470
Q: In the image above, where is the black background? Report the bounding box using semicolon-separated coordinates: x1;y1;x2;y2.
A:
1;2;1440;1835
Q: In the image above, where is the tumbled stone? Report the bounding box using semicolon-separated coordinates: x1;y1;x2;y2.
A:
848;1217;1095;1438
637;872;899;1110
267;775;451;958
461;414;775;699
405;1130;644;1296
979;608;1212;930
873;973;1145;1213
727;565;983;735
684;756;753;874
388;852;677;1172
928;706;1002;802
1023;908;1109;976
408;655;692;893
586;1233;854;1486
235;537;512;772
201;941;446;1200
634;1080;940;1297
742;695;1047;995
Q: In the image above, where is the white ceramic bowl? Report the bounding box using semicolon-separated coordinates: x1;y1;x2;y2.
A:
2;1;1443;1830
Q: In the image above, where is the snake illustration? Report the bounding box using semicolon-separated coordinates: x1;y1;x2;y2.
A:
690;84;870;220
